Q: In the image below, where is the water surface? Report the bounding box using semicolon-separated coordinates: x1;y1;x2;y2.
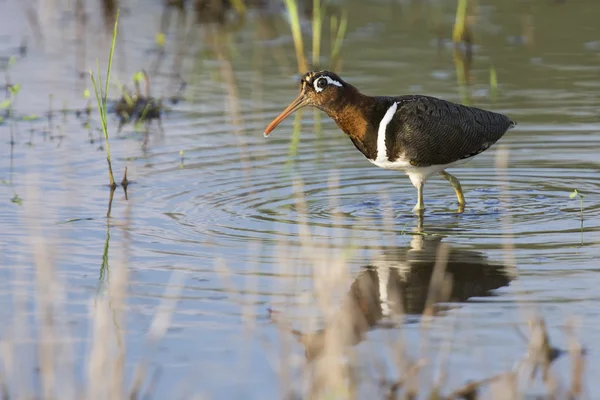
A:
0;0;599;397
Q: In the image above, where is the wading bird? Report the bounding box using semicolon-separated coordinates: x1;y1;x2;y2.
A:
264;71;516;212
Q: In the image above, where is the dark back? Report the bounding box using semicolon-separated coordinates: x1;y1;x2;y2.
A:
382;95;515;166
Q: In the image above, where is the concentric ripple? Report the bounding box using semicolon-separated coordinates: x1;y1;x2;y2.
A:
135;116;600;263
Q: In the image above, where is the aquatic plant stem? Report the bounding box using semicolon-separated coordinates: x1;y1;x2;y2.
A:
99;217;111;281
282;0;308;74
330;10;348;71
452;0;469;44
90;73;116;189
311;0;324;149
453;48;470;105
569;189;586;245
312;0;322;68
105;13;118;115
489;65;498;103
90;9;120;189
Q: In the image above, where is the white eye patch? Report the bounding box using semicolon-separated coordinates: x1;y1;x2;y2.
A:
313;75;343;92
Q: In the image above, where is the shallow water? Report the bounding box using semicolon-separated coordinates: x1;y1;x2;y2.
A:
1;0;599;397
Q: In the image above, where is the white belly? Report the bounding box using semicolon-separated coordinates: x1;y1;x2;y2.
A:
368;156;412;170
367;156;473;189
372;101;474;189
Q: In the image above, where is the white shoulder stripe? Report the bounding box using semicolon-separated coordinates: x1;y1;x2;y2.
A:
375;102;398;163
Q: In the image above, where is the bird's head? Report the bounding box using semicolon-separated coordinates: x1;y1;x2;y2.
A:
264;70;350;136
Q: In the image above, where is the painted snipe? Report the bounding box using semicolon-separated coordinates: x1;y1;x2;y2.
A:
264;71;516;212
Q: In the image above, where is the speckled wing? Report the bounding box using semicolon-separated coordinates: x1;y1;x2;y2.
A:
389;96;516;166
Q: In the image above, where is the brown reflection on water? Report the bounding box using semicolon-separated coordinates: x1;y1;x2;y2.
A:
272;234;514;362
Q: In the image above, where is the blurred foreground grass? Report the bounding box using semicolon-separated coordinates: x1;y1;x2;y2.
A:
1;165;587;400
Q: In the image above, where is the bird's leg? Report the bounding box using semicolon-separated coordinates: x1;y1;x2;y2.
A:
412;182;425;213
440;170;465;207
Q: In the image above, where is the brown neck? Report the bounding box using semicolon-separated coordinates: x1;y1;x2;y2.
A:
321;88;380;161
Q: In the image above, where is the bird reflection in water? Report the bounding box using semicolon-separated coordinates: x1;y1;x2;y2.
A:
269;233;515;362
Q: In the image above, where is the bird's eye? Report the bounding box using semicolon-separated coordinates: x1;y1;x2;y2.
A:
316;77;328;89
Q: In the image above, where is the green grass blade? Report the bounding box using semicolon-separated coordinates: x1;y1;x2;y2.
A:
489;65;498;103
330;10;348;71
312;0;322;68
330;15;338;51
453;49;470;105
90;72;106;136
104;9;120;109
90;72;115;187
96;60;104;114
282;0;308;74
89;9;120;189
452;0;468;43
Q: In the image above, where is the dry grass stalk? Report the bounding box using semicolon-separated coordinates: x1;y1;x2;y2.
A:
0;174;187;399
565;318;586;398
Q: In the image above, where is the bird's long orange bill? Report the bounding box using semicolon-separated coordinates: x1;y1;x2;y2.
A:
264;93;307;137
